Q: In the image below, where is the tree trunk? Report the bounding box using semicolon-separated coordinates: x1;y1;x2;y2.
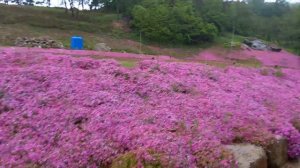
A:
76;3;80;18
47;0;50;7
63;0;68;13
71;7;74;17
115;0;119;13
68;0;74;17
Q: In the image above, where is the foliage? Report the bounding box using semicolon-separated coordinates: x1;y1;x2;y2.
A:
195;0;229;32
131;0;217;44
1;0;299;52
279;5;300;54
98;0;299;52
99;0;142;14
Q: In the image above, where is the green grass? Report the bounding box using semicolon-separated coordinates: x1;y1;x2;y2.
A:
0;5;246;60
235;58;262;68
215;33;245;49
0;4;119;48
2;3;292;68
285;47;300;56
119;60;138;68
0;4;208;58
0;5;118;33
274;68;284;77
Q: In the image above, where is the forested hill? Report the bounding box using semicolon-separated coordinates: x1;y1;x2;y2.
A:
0;0;300;55
101;0;300;53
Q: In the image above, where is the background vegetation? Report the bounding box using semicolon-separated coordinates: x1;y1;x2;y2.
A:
0;0;299;55
99;0;300;54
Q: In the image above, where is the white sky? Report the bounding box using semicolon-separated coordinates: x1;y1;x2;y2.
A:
2;0;300;10
48;0;300;10
271;0;299;1
49;0;300;6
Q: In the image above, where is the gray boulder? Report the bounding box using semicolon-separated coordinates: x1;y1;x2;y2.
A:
251;40;268;51
94;43;111;51
225;144;267;168
266;136;288;168
243;38;282;52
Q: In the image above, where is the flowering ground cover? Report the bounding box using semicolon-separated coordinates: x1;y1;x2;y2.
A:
0;47;173;62
195;48;300;69
0;47;299;167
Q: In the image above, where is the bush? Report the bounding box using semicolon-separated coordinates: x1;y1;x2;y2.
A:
131;0;218;44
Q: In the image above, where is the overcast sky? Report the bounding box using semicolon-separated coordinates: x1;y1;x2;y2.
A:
269;0;300;1
48;0;300;10
3;0;300;10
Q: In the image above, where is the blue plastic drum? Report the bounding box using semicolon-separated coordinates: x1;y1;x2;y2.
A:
71;36;84;50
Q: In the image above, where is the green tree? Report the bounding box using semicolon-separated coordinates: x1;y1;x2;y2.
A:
25;0;35;5
247;0;265;15
280;6;300;54
224;1;256;36
132;0;217;44
90;0;100;10
196;0;228;32
100;0;142;15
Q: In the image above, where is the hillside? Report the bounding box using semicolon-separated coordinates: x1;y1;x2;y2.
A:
0;3;300;168
0;4;203;58
0;46;299;167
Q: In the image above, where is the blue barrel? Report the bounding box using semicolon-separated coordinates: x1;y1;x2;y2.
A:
71;36;84;50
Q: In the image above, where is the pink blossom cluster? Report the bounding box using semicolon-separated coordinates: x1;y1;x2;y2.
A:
0;48;299;167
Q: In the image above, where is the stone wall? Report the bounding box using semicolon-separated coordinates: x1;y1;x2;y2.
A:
15;37;64;49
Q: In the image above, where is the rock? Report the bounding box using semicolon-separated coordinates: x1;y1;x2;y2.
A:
269;44;282;52
251;40;268;51
282;159;300;168
266;136;288;168
291;118;300;132
243;39;253;46
15;37;64;49
226;144;267;168
241;44;252;51
94;43;111;51
243;38;282;52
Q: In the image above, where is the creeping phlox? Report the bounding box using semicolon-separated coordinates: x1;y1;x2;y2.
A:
0;48;299;167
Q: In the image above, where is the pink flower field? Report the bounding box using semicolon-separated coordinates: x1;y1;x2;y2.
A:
0;47;299;167
195;48;300;69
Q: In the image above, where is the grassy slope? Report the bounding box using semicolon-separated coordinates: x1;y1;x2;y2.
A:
0;4;205;58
